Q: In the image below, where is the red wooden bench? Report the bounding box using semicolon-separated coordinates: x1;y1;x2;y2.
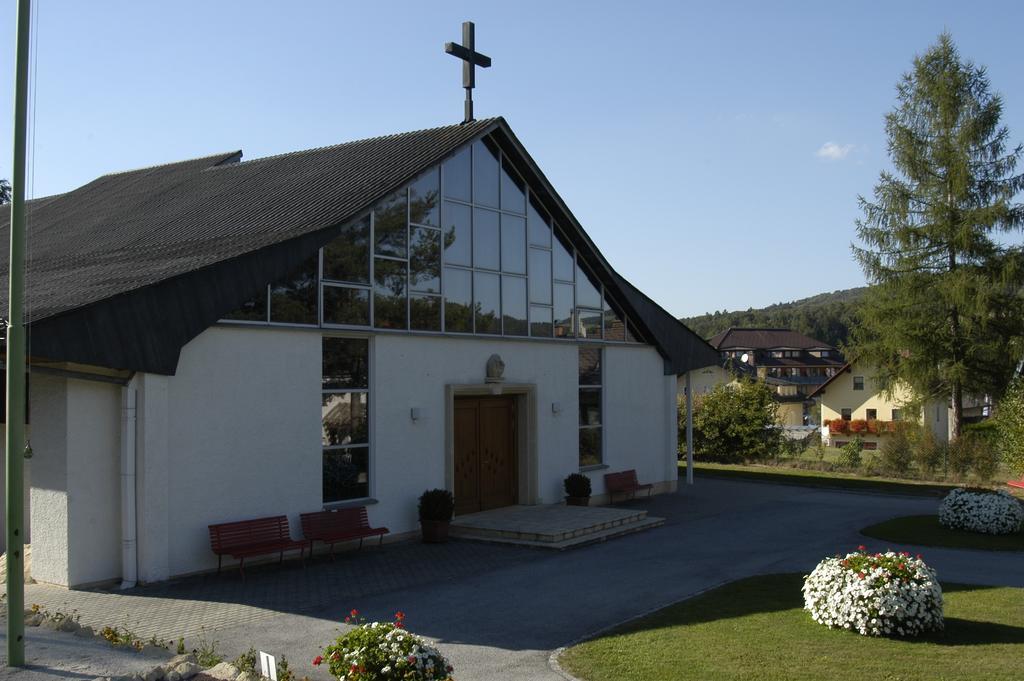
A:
1008;477;1024;490
300;508;389;558
208;515;307;579
604;469;654;503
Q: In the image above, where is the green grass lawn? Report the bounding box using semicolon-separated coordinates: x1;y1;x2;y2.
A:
682;462;970;496
861;515;1024;551
559;574;1024;681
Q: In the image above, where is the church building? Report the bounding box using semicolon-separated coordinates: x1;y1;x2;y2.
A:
1;117;715;587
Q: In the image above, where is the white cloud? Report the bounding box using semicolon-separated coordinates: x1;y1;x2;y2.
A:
815;141;854;161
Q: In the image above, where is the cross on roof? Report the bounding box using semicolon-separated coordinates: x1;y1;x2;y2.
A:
444;21;492;124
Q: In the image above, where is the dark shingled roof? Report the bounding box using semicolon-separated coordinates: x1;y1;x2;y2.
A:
0;117;716;375
708;327;836;351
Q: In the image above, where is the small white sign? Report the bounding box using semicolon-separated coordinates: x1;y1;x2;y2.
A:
259;651;277;681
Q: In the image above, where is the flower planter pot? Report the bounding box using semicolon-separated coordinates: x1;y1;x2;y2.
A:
565;496;590;507
420;519;450;543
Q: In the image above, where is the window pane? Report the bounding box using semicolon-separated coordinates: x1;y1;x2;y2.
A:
323;286;370;326
603;306;626;341
528;195;551;247
579;348;602;386
474;271;501;335
579;427;602;467
323;215;370;283
575;263;602;308
578;308;602;339
528;248;552;304
374;258;407;329
442;201;472;267
444;266;473;332
270;255;317;324
443;146;471;202
322;392;369;446
529;305;553;338
501;214;526;274
472;138;500;208
410;226;441;293
322;337;368;389
580;388;602;426
502;275;528;336
500;156;526;213
553;234;574;281
223;285;267;322
473;208;500;270
323;447;369;503
626;323;640;343
554;282;575;338
410;293;442;331
409;167;440;227
374;189;407;258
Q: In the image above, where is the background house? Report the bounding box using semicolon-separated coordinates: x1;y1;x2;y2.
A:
811;359;951;449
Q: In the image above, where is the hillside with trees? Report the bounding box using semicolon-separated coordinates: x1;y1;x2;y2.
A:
681;287;866;349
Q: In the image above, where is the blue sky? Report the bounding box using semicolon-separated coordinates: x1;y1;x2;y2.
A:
1;1;1022;317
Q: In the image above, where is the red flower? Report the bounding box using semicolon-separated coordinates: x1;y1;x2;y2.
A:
857;572;866;579
312;656;323;667
407;655;417;665
857;545;867;552
331;651;341;661
916;553;922;559
350;664;358;673
395;611;405;620
350;608;359;617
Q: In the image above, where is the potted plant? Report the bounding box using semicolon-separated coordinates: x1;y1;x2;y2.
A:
418;489;455;543
564;473;592;507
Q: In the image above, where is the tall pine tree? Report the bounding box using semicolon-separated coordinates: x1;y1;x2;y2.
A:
852;33;1024;438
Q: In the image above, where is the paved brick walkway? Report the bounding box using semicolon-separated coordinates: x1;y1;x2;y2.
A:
18;538;533;641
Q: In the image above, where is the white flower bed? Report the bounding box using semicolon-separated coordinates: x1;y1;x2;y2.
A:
803;547;943;637
939;488;1024;535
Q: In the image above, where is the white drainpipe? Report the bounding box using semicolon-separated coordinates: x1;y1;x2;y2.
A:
119;376;139;589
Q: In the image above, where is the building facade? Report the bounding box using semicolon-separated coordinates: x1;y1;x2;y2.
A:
812;359;950;450
1;118;716;586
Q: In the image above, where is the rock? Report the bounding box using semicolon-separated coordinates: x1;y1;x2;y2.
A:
74;625;95;638
235;672;256;681
25;613;43;627
144;668;165;681
56;618;80;633
41;617;61;630
174;662;201;680
167;654;197;668
200;662;239;681
166;673;182;681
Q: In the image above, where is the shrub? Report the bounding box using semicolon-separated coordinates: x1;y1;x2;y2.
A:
997;377;1024;478
417;490;454;523
838;438;863;469
316;610;453;680
946;435;974;479
564;473;592;498
913;428;945;476
880;427;913;477
691;379;782;463
938;488;1024;535
802;546;943;637
849;419;868;434
947;433;999;483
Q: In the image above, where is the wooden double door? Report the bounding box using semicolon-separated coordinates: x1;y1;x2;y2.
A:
454;396;518;515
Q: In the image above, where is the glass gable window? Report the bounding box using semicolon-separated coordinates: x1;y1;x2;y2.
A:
323;337;370;503
374;190;407;258
222;133;644;345
579;348;603;467
270;255;318;324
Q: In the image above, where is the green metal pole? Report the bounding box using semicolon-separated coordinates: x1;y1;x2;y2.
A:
6;0;31;668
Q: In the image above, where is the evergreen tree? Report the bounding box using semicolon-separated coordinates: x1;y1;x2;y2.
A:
852;33;1024;438
0;178;11;205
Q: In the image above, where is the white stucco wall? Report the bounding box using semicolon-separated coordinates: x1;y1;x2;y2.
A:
158;325;321;578
28;374;121;587
28;324;675;583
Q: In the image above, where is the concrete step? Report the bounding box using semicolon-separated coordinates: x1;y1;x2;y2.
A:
452;515;666;550
450;508;649;544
